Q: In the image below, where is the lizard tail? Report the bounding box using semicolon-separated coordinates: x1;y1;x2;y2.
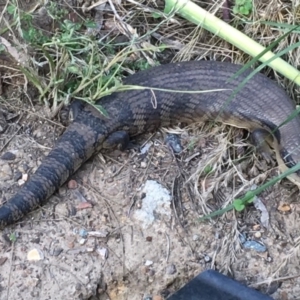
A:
0;111;107;228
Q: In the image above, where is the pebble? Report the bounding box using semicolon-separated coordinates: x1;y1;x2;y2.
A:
79;238;86;245
22;173;28;182
86;246;95;253
18;179;26;186
66;237;76;249
141;161;147;168
85;239;96;253
192;234;199;241
243;240;267;252
252;224;261;231
50;247;63;257
97;247;108;260
165;133;183;153
0;163;12;180
14;170;22;181
79;228;88;238
1;151;16;160
88;230;109;238
204;255;211;262
166;264;177;275
145;260;153;266
27;249;44;261
68;179;78;189
254;232;262;238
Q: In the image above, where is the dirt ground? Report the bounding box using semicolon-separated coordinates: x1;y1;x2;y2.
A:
2;1;300;300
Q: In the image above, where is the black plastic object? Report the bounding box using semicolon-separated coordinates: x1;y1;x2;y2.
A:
167;269;274;300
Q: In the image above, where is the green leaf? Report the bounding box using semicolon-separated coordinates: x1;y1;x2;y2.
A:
94;104;108;117
7;5;16;15
152;12;162;19
9;232;17;243
203;165;213;175
67;65;81;75
85;20;97;28
164;0;174;14
233;199;245;211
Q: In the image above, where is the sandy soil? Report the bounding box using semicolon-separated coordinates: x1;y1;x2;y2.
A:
1;1;300;300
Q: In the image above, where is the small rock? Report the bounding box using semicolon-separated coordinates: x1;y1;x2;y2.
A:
266;256;273;262
134;180;171;228
1;163;12;180
22;173;28;182
1;151;16;160
192;234;199;241
14;171;22;181
243;240;267;252
141;161;147;168
50;247;63;257
277;203;291;213
145;260;153;266
204;255;211;262
68;179;78;189
18;173;28;186
166;264;177;275
66;237;76;249
85;238;96;252
27;249;44;261
96;247;108;260
146;236;153;242
140;142;152;155
252;224;261;231
18;179;25;186
79;228;88;238
254;232;262;238
79;238;86;245
86;246;95;253
165;133;183;153
88;230;109;238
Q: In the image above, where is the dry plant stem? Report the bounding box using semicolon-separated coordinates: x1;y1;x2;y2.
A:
165;0;300;85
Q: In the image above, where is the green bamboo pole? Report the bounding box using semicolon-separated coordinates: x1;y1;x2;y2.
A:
164;0;300;85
